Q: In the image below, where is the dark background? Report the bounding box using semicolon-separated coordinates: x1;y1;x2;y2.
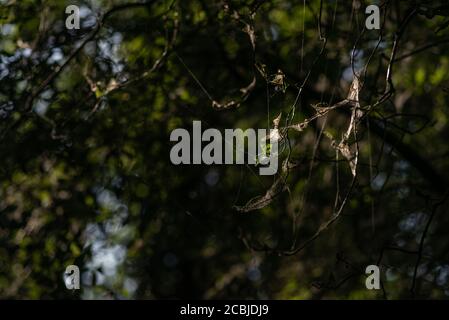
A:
1;0;449;299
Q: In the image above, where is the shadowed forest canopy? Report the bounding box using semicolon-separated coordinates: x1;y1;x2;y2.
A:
2;0;449;299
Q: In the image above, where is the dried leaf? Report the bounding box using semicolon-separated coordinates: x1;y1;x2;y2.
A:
336;141;357;177
311;102;330;114
286;122;308;132
212;100;239;110
270;69;286;92
243;24;256;50
347;75;361;102
213;76;256;110
327;133;357;177
272;112;282;129
234;175;287;212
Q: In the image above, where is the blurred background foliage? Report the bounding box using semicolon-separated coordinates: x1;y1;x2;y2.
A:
1;0;449;299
